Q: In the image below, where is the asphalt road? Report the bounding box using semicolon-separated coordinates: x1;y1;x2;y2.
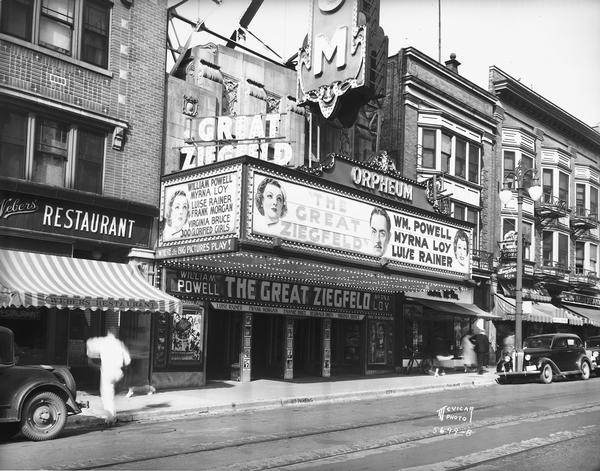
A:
2;375;600;471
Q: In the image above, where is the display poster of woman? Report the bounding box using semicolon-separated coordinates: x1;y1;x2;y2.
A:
162;189;190;242
253;177;288;235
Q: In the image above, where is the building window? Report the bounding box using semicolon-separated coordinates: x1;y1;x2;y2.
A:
558;233;569;268
0;0;111;68
575;242;585;273
542;231;553;266
441;133;451;173
421;129;436;169
468;143;480;184
576;183;585;211
591;186;599;219
0;105;105;193
0;110;28;178
503;150;535;189
419;127;480;183
558;172;569;203
455;138;466;179
591;244;598;274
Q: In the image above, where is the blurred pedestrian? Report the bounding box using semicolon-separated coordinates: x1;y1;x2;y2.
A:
86;326;131;425
461;333;476;372
471;328;490;375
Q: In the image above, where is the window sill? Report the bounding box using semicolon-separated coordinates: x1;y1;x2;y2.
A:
0;34;113;79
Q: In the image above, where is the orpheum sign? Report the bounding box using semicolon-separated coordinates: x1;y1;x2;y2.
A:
297;0;387;125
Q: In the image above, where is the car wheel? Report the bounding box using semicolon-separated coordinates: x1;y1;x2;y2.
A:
0;423;20;442
20;391;67;441
540;364;553;384
50;365;77;397
581;361;591;380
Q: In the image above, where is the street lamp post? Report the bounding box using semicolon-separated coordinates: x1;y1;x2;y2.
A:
499;161;543;350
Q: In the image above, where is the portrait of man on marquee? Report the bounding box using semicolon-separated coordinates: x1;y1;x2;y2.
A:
369;206;391;257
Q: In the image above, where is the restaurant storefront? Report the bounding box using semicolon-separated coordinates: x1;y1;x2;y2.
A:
154;155;478;386
0;183;182;389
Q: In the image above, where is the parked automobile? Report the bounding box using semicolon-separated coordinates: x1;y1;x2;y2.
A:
0;326;85;441
496;333;591;384
585;335;600;376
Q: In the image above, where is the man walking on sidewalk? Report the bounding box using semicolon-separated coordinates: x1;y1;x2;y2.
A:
471;328;490;375
86;326;131;425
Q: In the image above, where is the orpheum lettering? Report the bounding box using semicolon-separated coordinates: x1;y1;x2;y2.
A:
42;205;135;238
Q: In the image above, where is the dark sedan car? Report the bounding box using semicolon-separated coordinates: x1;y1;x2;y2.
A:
0;326;84;441
496;333;591;384
586;335;600;375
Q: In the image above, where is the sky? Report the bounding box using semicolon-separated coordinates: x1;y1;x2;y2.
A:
172;0;600;127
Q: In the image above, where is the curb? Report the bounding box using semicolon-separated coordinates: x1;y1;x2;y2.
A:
65;377;495;432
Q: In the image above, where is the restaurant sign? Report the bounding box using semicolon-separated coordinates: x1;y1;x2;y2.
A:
0;192;152;246
165;269;393;317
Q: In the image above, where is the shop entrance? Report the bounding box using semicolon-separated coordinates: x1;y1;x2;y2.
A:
206;310;241;380
251;314;285;379
331;319;362;375
293;317;322;378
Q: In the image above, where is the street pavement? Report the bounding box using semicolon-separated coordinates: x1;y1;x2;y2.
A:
67;369;497;431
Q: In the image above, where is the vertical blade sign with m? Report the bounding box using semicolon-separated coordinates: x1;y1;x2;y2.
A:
297;0;387;127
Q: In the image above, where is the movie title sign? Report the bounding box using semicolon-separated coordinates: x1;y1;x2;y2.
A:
0;193;152;246
179;113;293;170
251;173;471;275
165;270;393;315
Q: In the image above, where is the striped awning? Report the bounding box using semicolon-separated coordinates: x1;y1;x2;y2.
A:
413;298;499;319
493;294;575;324
0;249;181;313
563;304;600;327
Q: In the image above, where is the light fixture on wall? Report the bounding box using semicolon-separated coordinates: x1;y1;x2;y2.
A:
499;161;543;351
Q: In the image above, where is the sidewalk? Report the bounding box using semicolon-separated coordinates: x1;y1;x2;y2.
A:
66;370;497;431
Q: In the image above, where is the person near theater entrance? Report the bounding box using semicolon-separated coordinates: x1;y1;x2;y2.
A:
86;326;131;425
471;326;490;375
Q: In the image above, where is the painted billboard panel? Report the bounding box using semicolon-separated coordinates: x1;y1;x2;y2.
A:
160;170;239;246
251;173;471;275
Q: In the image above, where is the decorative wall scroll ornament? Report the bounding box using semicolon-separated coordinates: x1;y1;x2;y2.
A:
266;93;281;114
112;126;126;151
182;96;198;117
222;76;239;115
297;0;387;127
365;150;396;173
425;173;452;215
297;152;338;176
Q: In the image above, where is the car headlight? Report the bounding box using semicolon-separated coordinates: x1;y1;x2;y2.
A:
504;355;510;362
524;354;531;361
593;351;599;358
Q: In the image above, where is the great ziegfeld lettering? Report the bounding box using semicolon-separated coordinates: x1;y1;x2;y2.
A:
179;113;293;170
251;173;471;275
166;270;393;315
0;193;151;245
160;172;238;244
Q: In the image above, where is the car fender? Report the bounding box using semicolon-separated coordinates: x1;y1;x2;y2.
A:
536;357;560;374
17;382;81;419
576;354;591;370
